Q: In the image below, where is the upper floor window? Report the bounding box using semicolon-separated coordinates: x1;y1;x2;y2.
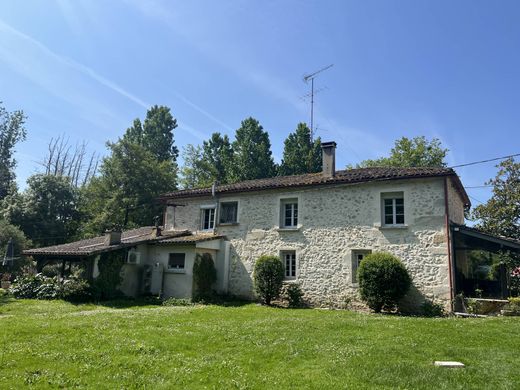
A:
219;201;238;224
382;192;404;226
282;250;297;280
280;198;298;228
201;207;216;230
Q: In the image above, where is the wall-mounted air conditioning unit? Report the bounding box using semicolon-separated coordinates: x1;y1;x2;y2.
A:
127;251;141;265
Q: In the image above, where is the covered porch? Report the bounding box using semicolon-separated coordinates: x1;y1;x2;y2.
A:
451;224;520;299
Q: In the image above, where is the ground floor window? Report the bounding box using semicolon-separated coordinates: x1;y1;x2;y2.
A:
168;253;186;271
281;251;297;279
352;250;372;283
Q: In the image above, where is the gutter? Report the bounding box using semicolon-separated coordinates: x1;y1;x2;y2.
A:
443;177;455;311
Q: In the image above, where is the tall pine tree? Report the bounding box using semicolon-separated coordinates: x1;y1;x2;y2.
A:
202;132;234;184
279;123;321;176
230;117;277;182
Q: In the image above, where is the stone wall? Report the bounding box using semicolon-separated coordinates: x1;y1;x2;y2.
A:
166;177;466;311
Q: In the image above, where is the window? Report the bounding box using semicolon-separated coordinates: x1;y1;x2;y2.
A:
280;198;298;228
219;201;238;224
352;250;371;283
382;193;405;226
168;253;185;270
201;207;216;230
282;251;297;279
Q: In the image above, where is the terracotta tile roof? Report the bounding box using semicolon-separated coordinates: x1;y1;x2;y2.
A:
155;232;224;244
22;227;191;257
159;166;470;206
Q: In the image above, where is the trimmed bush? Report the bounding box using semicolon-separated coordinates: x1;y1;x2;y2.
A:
192;253;217;301
357;252;411;313
92;251;125;300
421;299;445;317
284;283;304;308
254;255;284;305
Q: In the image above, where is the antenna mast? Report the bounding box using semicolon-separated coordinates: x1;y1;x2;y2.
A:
303;64;333;140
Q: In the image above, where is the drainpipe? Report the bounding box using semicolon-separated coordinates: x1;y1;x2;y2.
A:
444;177;455;311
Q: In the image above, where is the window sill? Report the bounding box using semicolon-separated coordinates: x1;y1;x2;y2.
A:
218;222;239;227
378;225;408;230
283;278;298;283
166;269;186;274
277;226;302;232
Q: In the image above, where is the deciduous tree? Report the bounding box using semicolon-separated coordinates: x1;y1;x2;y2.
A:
358;136;448;168
0;102;27;199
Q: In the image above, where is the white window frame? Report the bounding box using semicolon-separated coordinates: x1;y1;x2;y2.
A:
200;204;216;231
219;200;239;225
280;198;299;228
381;192;405;227
168;252;186;273
351;250;372;284
281;250;297;280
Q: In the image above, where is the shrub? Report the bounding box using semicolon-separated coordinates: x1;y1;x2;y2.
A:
254;255;284;305
421;299;445;317
192;253;217;301
92;251;125;300
507;297;520;314
357;252;411;313
10;273;92;302
10;274;42;299
284;283;304;308
0;288;7;297
162;297;193;306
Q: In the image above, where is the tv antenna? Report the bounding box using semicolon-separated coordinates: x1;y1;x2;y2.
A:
303;64;333;140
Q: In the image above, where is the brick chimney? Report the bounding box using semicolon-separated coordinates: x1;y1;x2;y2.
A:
321;141;337;177
104;229;122;246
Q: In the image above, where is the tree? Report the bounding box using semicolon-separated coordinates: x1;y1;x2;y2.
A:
279;123;322;176
358;136;448;168
202;132;234;184
0;102;27;200
192;252;217;301
230;117;277;181
80;139;177;236
122;105;179;162
0;219;30;273
179;144;215;189
472;158;520;241
4;174;79;247
180;133;234;189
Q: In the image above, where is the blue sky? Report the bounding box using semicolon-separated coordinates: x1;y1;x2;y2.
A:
1;0;519;210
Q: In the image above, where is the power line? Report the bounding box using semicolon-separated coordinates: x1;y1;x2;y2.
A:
468;194;484;205
450;153;520;169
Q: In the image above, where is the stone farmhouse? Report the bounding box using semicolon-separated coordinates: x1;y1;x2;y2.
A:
24;142;520;311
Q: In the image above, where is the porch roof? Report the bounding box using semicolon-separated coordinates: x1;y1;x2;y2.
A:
21;228;217;258
452;223;520;251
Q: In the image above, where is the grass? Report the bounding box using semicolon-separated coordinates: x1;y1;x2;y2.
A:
0;298;519;389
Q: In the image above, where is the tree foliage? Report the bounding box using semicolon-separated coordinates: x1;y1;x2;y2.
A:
180;133;234;189
230;117;277;181
279;123;322;176
472;158;520;241
122;105;179;162
254;255;285;305
358;136;448;168
0;102;27;199
3;174;79;247
202;132;234;184
80;139;177;235
357;252;411;313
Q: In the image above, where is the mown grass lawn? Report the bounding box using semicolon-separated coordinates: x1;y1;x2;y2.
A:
0;298;518;389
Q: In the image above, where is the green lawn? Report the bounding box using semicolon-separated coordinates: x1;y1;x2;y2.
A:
0;298;518;389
